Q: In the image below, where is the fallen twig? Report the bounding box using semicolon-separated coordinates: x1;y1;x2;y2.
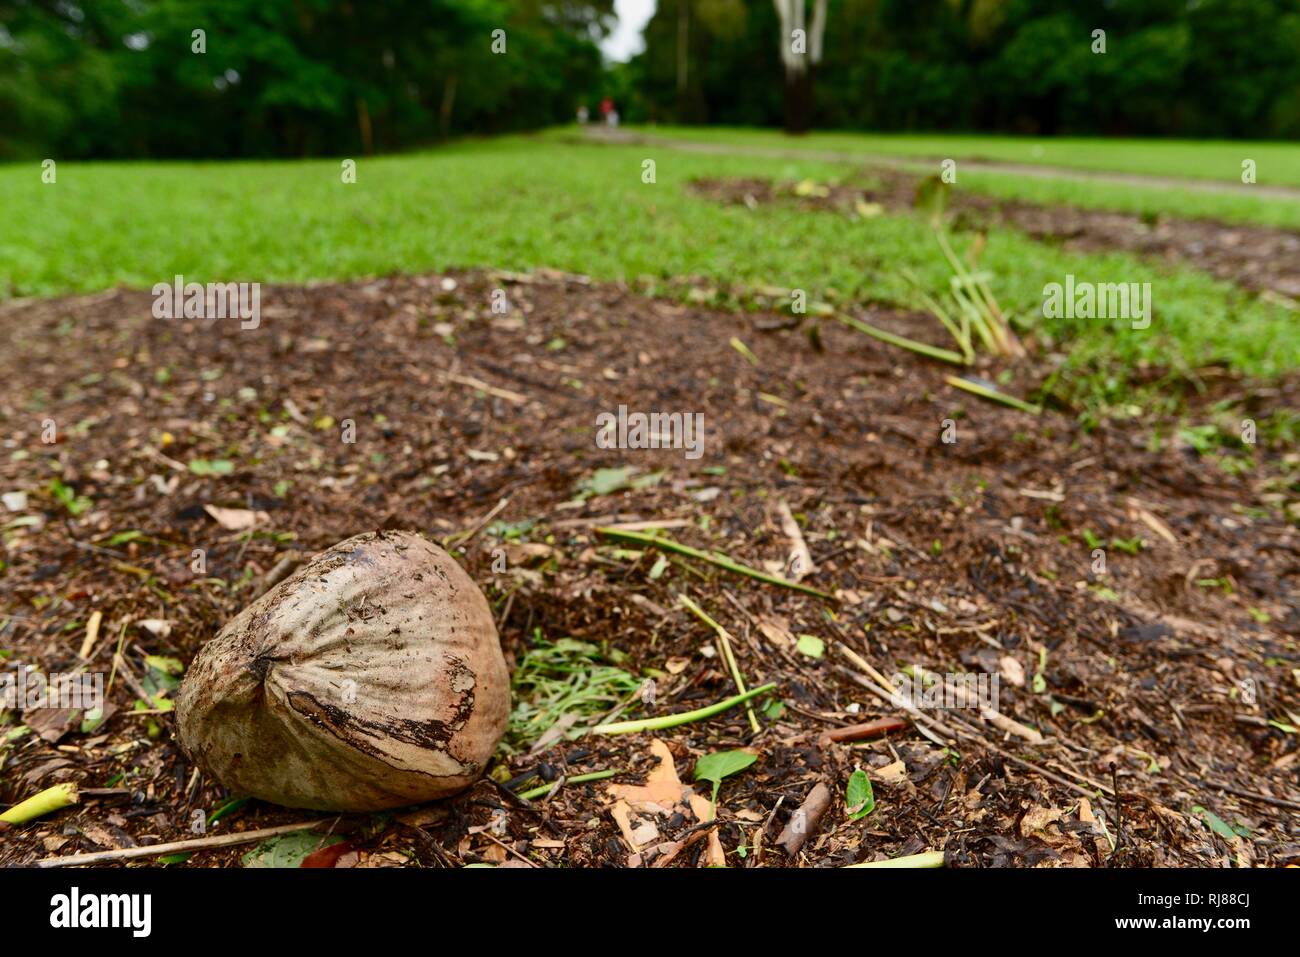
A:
252;550;302;598
35;819;337;867
1198;779;1300;813
445;497;510;548
846;850;945;868
833;643;1110;801
819;716;908;746
652;820;723;868
477;830;539;867
752;795;784;869
444;372;528;405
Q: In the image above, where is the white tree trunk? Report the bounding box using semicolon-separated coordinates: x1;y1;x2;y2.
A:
773;0;827;74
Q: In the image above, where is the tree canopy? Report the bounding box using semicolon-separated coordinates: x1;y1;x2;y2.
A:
0;0;615;158
620;0;1300;138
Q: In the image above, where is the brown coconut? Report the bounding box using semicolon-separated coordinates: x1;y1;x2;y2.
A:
175;530;510;811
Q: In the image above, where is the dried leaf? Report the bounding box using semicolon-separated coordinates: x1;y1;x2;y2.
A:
203;504;265;531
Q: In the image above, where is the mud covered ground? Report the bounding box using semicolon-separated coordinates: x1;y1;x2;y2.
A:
0;270;1297;868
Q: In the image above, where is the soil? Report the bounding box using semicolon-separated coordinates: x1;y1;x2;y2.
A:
690;172;1300;301
0;269;1297;868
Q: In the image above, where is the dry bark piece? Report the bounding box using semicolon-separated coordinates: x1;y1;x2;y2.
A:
776;782;832;856
818;716;908;747
175;530;510;811
775;500;816;581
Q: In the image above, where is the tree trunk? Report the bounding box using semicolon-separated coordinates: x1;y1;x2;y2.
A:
676;0;690;121
356;97;373;155
784;67;812;134
439;74;458;138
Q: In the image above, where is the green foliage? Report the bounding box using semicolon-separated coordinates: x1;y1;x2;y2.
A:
187;458;234;477
795;634;825;659
242;831;343;868
629;0;1300;138
508;635;640;748
846;768;875;821
0;0;615;159
694;749;757;804
47;479;92;517
1191;805;1249;840
574;467;663;501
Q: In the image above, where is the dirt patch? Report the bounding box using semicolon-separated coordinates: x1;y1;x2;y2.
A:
0;271;1296;868
691;172;1300;301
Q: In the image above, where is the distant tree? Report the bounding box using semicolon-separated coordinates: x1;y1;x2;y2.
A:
628;0;1300;138
0;0;615;159
772;0;827;133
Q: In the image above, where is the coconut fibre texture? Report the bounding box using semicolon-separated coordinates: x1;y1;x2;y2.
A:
176;530;510;811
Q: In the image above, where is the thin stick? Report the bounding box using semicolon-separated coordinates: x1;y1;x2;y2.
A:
444;372;527;405
594;683;777;736
445;497;510;548
36;819;337;867
478;831;539;867
1198;779;1300;813
820;717;908;745
835;314;967;366
846;850;945;868
594;527;835;601
836;643;898;695
833;644;1109;801
679;594;759;733
105;621;128;700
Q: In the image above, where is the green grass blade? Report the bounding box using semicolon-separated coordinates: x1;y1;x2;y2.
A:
945;375;1042;414
594;527;836;600
516;770;618;800
593;683;778;735
835;313;968;366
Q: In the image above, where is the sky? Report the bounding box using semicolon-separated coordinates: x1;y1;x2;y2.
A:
601;0;656;62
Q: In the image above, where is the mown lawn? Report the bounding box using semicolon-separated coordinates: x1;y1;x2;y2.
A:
2;135;1295;410
576;126;1300;229
958;167;1300;230
637;125;1300;187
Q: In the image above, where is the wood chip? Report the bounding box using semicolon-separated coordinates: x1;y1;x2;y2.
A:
78;610;102;659
776;782;832;857
776;500;816;580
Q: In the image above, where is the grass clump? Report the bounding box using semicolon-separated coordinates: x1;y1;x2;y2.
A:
507;634;640;750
